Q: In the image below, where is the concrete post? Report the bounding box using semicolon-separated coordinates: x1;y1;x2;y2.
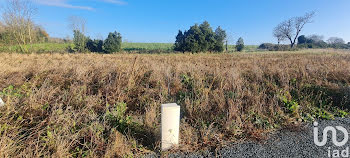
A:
0;97;4;107
161;103;180;151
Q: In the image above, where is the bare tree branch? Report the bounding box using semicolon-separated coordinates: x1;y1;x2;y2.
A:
273;11;315;48
2;0;37;52
68;16;86;34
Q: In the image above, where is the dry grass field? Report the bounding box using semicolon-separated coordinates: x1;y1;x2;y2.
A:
0;49;350;157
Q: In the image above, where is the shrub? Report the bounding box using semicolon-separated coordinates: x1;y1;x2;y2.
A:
103;31;122;54
276;45;294;51
236;37;244;52
296;35;350;49
86;39;103;53
297;35;328;49
258;43;295;51
258;43;275;50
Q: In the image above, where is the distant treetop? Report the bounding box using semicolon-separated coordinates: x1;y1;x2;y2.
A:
174;21;227;53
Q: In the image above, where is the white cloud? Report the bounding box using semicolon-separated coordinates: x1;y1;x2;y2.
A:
33;0;127;10
99;0;127;5
33;0;94;10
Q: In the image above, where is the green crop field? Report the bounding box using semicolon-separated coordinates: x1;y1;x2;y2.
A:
0;42;259;53
122;43;174;51
0;43;73;53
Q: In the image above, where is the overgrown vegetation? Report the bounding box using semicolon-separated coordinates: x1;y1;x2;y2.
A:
0;50;349;157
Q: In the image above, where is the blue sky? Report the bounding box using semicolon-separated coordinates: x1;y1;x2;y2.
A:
1;0;349;44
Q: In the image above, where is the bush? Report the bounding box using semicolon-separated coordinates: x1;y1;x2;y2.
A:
297;41;328;49
296;35;350;49
236;37;244;52
86;39;103;53
258;43;275;50
297;35;328;49
258;43;296;51
103;31;122;54
329;43;350;49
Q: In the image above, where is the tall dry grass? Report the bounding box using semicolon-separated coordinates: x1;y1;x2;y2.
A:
0;49;350;157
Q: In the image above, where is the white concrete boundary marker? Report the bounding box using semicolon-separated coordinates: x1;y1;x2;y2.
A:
0;97;4;107
161;103;180;151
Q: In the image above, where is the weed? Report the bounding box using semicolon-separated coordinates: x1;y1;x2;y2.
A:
0;50;349;156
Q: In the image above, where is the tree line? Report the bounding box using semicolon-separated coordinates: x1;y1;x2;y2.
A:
270;12;350;50
66;16;123;53
297;35;350;49
70;29;122;54
258;11;350;51
0;0;49;52
1;0;349;53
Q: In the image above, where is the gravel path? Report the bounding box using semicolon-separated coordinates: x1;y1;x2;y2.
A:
147;118;350;158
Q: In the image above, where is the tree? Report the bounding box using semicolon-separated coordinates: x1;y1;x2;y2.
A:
174;30;185;53
69;16;88;52
68;16;86;34
183;24;202;53
307;34;324;43
199;21;215;52
327;37;345;45
103;31;122;53
35;27;49;43
273;26;286;45
2;0;36;52
274;12;315;48
173;21;227;53
0;22;10;44
297;35;307;44
236;37;244;52
71;30;87;52
213;26;227;52
297;34;328;49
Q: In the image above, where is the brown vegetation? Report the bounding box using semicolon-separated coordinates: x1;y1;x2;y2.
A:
0;49;350;157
